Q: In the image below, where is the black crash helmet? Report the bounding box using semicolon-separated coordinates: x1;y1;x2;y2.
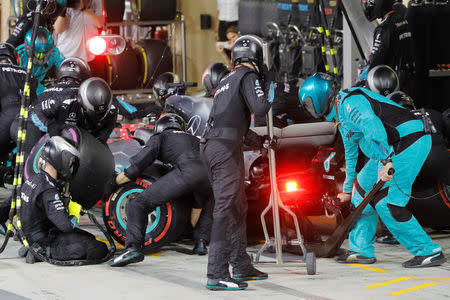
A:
0;43;18;65
78;77;112;124
231;35;264;73
367;65;399;96
154;113;186;134
57;57;91;83
153;72;181;102
40;136;80;181
361;0;394;22
387;91;416;110
202;62;230;97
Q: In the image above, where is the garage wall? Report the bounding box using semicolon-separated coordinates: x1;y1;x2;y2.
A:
1;0;10;42
179;0;222;86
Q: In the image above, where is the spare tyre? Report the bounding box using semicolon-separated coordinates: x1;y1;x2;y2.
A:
105;42;142;90
131;0;177;21
103;180;190;251
134;39;173;88
408;181;450;229
24;126;115;210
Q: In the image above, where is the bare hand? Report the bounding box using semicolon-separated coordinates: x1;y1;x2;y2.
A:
115;172;131;185
337;193;352;203
216;44;224;53
379;162;394;181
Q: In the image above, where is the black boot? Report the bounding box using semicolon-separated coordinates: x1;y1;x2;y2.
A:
335;250;377;264
192;239;208;255
232;265;268;281
206;277;248;291
18;246;28;257
110;247;144;267
402;252;446;268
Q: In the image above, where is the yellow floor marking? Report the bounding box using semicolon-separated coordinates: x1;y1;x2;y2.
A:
96;237;124;248
347;263;391;273
366;277;450;290
147;253;164;257
308;216;337;226
365;277;412;289
390;282;450;296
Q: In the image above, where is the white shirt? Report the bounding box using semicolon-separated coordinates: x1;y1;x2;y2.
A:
54;0;102;62
217;0;240;22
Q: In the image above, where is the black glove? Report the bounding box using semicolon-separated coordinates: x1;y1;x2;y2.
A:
260;64;276;92
47;123;70;137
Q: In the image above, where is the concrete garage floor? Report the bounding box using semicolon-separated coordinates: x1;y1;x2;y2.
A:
0;212;449;300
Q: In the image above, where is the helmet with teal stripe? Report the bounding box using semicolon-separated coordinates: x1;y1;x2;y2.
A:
25;27;54;65
298;73;337;119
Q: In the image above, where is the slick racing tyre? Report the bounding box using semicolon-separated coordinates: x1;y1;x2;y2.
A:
408;181;450;230
103;180;190;252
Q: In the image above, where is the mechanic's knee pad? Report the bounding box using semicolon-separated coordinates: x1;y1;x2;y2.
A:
387;203;413;223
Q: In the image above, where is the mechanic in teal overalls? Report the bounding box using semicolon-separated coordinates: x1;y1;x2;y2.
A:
298;73;446;268
17;27;65;96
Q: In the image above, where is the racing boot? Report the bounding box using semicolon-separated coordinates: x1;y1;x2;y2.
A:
192;239;208;255
110;247;145;267
232;265;268;281
206;277;248;291
335;250;377;264
402;252;446;268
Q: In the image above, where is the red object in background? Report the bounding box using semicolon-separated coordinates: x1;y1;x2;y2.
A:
286;181;299;193
88;36;107;55
154;27;169;41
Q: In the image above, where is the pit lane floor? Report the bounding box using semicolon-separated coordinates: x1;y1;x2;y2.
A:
0;202;449;299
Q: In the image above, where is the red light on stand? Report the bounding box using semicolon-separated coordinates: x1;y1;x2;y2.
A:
285;181;299;192
88;36;107;55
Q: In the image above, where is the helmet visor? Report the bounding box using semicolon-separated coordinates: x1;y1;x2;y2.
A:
303;97;320;119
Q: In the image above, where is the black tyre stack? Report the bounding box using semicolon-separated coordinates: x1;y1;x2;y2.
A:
131;0;177;21
103;0;126;22
134;39;174;88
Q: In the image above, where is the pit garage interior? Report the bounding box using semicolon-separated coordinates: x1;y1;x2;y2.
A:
0;0;449;299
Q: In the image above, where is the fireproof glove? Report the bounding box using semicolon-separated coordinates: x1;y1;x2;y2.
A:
68;201;82;226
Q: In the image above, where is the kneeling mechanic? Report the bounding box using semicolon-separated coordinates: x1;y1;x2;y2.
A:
20;136;107;262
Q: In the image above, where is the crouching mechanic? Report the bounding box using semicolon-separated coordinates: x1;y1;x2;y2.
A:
17;27;65;96
299;73;446;268
201;35;274;291
20;136;107;262
110;113;213;267
30;76;117;145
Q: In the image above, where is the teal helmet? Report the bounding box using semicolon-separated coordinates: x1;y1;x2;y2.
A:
298;73;336;119
25;27;53;65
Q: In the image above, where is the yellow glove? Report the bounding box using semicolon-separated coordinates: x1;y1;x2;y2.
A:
68;201;82;224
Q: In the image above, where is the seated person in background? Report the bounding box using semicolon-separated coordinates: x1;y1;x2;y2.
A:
17;27;65;96
111;114;214;267
30;76;117;145
216;26;240;68
215;0;240;57
53;0;103;63
20;136;107;263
